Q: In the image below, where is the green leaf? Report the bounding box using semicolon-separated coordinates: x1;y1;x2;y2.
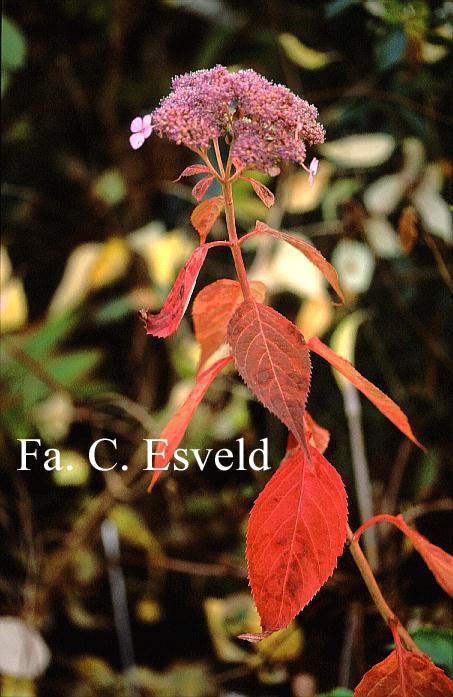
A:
46;349;101;385
375;28;406;70
94;296;134;324
411;627;453;677
317;688;353;697
2;16;26;71
24;309;82;359
325;0;355;18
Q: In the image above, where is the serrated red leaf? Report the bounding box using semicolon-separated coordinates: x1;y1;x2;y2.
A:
241;178;275;208
191;195;224;244
390;515;453;597
192;175;214;202
246;444;347;632
174;164;212;181
244;222;344;304
308;336;425;450
193;279;266;372
304;411;330;454
227;300;311;454
354;648;453;696
140;246;209;338
147;355;233;491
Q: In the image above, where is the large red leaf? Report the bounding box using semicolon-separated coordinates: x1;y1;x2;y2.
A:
308;336;425;450
140;246;209;338
192;176;214;202
227;301;312;454
391;515;453;597
245;444;347;633
241;178;275;208
193;279;266;372
191;195;224;244
354;648;453;696
147;355;233;491
242;222;344;304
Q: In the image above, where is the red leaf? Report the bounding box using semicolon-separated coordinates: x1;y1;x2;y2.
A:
304;411;330;454
227;300;311;454
191;195;224;244
174;164;212;181
140;246;209;338
354;648;453;696
245;222;344;304
192;175;214;202
241;178;275;208
390;515;453;597
193;279;266;372
308;336;425;450
147;355;233;491
246;444;347;632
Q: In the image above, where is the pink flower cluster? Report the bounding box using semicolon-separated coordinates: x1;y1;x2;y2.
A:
130;66;324;176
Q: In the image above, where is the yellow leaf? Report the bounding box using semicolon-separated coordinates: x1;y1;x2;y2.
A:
279;33;337;70
320;134;396;168
330;310;369;390
0;277;28;333
422;41;448;63
0;245;13;287
130;227;193;286
32;391;74;443
256;624;303;662
296;294;333;339
89;237;130;289
109;504;163;556
52;450;90;487
48;243;101;314
135;598;162;623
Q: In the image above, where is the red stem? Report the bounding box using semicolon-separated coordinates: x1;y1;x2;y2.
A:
353;513;399;542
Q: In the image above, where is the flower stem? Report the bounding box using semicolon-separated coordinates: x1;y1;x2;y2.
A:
222;177;253;301
346;525;422;655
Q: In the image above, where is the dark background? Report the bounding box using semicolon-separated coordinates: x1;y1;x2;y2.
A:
1;1;452;696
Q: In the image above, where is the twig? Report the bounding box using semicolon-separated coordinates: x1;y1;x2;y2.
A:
346;526;422;655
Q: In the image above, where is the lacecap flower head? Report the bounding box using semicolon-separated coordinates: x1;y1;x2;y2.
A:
131;66;324;177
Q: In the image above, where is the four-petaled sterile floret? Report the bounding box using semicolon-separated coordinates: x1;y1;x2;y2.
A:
130;66;324;177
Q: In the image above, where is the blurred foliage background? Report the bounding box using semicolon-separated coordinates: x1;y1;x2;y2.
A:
1;1;453;696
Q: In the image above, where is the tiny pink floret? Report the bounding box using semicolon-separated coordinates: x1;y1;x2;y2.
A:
129;114;152;150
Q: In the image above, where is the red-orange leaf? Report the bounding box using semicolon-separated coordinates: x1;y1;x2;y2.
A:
174;164;212;181
241;178;275;208
244;222;344;304
147;355;233;491
192;175;214;202
391;515;453;597
193;279;266;372
308;336;425;450
354;648;453;696
140;246;208;338
191;195;224;244
245;444;347;632
304;411;330;454
227;300;311;454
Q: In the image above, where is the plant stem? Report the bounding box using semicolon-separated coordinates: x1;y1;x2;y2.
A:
346;526;422;655
222;177;252;301
354;513;399;542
